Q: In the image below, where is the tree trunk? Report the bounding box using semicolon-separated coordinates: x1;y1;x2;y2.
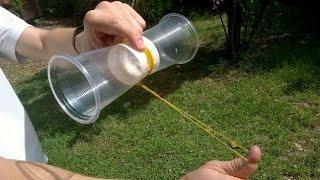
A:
0;0;11;8
20;0;41;22
225;0;244;54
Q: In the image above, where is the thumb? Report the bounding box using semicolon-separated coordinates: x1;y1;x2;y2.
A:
221;145;262;179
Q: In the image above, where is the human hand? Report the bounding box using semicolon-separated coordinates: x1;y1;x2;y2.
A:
77;1;146;53
182;145;261;180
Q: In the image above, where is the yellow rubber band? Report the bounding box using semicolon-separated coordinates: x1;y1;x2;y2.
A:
144;48;154;74
137;83;248;161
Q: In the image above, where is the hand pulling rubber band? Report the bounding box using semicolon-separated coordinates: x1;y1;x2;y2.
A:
139;50;248;160
137;83;248;161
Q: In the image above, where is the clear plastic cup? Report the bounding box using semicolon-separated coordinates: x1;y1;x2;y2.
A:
48;46;146;124
144;13;199;70
48;13;199;124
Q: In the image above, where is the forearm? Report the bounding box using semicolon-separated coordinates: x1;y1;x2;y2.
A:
0;157;100;180
16;27;78;60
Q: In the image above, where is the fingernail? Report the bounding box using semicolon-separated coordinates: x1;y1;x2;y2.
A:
137;38;145;51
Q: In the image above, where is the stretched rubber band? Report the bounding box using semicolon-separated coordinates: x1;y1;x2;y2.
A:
137;83;248;161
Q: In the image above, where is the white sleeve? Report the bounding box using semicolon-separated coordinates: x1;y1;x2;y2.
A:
0;6;31;62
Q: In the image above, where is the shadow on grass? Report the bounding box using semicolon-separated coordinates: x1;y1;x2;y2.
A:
241;36;320;95
17;45;226;147
17;35;320;147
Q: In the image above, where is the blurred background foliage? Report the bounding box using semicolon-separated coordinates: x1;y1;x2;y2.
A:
7;0;320;29
5;0;320;53
36;0;214;24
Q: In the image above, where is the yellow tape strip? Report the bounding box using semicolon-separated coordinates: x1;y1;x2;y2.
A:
137;83;248;161
144;48;155;75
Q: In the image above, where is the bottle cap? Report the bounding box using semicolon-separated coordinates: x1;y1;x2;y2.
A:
107;37;160;85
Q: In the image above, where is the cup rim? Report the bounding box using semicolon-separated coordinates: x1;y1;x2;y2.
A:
47;54;100;124
160;13;200;63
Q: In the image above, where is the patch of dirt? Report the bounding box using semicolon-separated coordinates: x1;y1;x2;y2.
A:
0;58;46;85
33;17;73;29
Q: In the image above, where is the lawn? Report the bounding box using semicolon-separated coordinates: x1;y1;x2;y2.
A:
1;14;320;179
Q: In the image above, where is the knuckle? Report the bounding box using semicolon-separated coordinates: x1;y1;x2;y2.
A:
141;20;146;28
137;26;143;33
128;29;141;39
198;168;210;173
84;10;97;22
134;28;142;36
112;1;122;6
123;3;132;9
205;160;219;166
194;167;217;177
113;15;123;23
98;1;110;7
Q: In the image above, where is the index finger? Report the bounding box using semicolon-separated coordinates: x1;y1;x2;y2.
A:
88;9;145;51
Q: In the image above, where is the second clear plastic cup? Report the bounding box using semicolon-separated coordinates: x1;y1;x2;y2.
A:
144;13;199;70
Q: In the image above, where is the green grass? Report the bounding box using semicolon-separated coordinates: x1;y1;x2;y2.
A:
1;14;320;179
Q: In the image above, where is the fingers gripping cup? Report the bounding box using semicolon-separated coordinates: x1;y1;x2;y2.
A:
48;13;199;124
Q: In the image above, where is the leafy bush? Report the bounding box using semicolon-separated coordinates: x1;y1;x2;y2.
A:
37;0;212;25
132;0;174;23
8;0;24;16
132;0;212;24
38;0;176;24
37;0;210;22
39;0;96;19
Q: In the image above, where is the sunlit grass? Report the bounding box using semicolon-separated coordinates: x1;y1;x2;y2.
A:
0;14;319;179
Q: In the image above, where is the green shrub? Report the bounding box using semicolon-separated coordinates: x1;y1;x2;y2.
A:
8;0;24;16
38;0;177;24
132;0;175;23
38;0;212;25
39;0;95;19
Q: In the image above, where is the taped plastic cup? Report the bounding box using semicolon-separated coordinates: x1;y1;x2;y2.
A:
48;13;199;124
